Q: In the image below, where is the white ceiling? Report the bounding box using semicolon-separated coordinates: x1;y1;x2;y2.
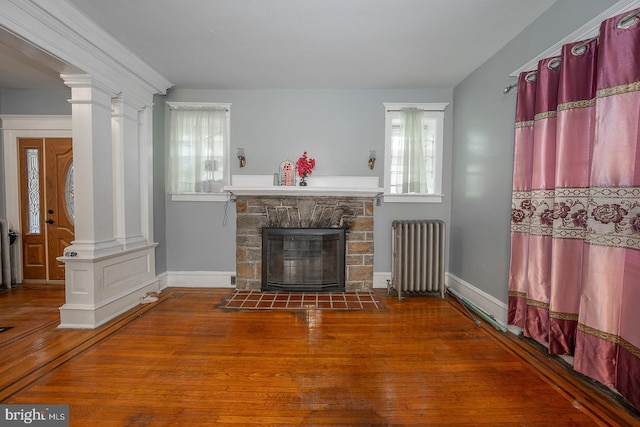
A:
1;0;559;90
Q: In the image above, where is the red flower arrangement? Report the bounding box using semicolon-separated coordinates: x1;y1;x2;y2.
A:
296;151;316;177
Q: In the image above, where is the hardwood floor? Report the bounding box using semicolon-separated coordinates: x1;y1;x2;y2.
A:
0;284;638;426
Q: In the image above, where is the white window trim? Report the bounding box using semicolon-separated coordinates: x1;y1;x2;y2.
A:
167;102;231;202
383;102;448;203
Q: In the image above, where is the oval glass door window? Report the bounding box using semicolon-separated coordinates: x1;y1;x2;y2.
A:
64;162;75;224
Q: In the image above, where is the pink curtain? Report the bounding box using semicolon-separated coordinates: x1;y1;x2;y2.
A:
508;8;640;411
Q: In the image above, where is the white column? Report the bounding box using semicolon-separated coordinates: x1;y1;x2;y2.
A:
58;75;160;328
139;105;155;244
61;74;121;257
112;96;146;248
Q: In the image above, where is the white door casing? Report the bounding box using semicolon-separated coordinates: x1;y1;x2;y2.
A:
1;115;72;283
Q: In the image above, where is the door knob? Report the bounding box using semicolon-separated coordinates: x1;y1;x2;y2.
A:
46;219;54;224
48;209;54;214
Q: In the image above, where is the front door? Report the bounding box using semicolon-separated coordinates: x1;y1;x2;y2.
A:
18;138;74;282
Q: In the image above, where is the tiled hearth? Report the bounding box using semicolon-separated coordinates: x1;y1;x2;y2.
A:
234;195;375;291
222;290;384;310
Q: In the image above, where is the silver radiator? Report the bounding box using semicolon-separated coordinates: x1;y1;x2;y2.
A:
390;220;446;300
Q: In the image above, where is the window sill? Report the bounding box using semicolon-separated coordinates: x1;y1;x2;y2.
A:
383;193;443;203
170;193;228;202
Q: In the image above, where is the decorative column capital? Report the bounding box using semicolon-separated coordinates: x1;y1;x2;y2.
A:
61;73;117;94
111;96;142;122
61;74;115;113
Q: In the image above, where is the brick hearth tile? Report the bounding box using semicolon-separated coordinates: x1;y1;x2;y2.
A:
234;291;249;296
288;299;303;308
332;301;347;309
225;300;244;308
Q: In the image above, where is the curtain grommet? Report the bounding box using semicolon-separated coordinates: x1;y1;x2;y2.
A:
618;12;640;29
548;58;561;70
571;44;587;56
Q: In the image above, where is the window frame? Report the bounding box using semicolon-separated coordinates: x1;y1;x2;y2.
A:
167;102;231;202
383;102;447;203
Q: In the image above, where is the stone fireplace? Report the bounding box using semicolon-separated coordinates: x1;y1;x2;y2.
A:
234;195;375;291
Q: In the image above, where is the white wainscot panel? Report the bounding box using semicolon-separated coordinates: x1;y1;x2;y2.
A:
104;254;150;289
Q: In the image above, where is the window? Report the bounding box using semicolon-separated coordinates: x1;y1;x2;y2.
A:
383;103;447;203
167;102;230;201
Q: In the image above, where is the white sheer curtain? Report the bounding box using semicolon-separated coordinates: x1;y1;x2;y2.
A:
394;107;428;193
168;105;227;194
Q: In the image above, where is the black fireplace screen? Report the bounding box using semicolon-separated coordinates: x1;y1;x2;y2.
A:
262;228;345;292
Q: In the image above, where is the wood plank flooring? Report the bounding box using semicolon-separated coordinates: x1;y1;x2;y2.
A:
0;284;638;426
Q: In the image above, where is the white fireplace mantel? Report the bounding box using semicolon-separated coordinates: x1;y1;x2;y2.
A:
224;175;383;197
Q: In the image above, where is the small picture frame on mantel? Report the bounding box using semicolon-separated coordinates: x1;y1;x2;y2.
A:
279;160;296;186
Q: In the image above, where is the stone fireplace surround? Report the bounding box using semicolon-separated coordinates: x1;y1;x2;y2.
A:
235;195;374;291
227;175;383;292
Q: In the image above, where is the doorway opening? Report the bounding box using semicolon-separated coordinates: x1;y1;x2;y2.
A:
17;138;74;282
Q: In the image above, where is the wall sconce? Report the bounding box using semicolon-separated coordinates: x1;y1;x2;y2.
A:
368;150;376;170
237;147;246;168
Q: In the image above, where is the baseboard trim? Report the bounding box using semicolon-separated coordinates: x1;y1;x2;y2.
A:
445;272;508;328
161;271;235;289
373;272;391;289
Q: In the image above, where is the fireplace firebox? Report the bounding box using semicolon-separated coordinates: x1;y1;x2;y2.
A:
262;228;345;292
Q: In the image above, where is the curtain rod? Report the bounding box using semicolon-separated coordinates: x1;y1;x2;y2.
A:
383;102;449;112
167;101;231;111
385;109;446;113
509;0;640;78
169;106;230;111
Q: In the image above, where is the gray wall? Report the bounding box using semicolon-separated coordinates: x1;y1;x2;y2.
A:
0;88;71;219
164;88;453;273
0;88;71;115
450;0;616;302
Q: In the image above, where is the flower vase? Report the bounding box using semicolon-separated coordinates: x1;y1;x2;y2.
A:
299;175;307;186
